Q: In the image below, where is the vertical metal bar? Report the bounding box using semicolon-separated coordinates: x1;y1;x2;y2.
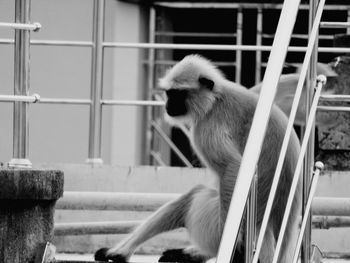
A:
255;8;263;84
87;0;105;166
302;0;318;262
235;8;243;84
251;1;325;260
347;10;350;35
292;162;324;263
216;0;302;261
245;170;258;263
145;7;156;165
8;0;32;168
272;75;326;263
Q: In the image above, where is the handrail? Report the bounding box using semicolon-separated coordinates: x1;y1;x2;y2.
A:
215;0;302;261
252;0;326;261
0;22;41;31
272;75;326;263
292;162;324;263
1;38;349;53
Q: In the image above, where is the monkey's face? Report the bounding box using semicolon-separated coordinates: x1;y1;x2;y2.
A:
165;89;189;117
164;77;215;119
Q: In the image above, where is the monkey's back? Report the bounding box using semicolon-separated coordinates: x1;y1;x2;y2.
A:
195;82;301;234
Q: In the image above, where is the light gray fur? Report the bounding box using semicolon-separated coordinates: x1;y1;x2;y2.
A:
105;55;302;263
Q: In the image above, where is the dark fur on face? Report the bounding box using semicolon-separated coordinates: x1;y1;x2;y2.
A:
165;89;189;117
165;76;216;119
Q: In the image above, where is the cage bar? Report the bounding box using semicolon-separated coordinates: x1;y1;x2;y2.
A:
0;38;93;47
8;0;33;168
302;0;319;261
87;0;105;166
255;8;263;84
293;162;324;263
320;21;350;28
101;99;165;106
0;94;39;103
235;8;242;84
0;21;41;31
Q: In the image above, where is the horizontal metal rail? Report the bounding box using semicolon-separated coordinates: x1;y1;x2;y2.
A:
320;94;350;102
56;191;350;216
155;31;237;38
142;60;237;67
320;21;350;28
292;162;324;263
103;42;350;53
153;2;349;10
56;191;177;211
0;38;93;47
101;99;165;106
262;33;333;40
39;98;91;105
53;216;350;236
1;38;349;53
0;95;168;106
54;221;140;236
0;94;40;103
317;105;350;112
0;22;41;31
313;216;350;229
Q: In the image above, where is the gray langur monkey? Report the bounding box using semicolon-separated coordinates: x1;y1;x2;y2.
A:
95;55;302;263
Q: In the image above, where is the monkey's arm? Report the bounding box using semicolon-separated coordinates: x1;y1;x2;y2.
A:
95;185;205;262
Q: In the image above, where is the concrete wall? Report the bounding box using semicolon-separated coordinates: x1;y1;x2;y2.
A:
0;0;147;166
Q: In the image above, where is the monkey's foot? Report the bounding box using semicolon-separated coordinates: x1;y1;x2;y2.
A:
158;249;205;263
94;247;127;263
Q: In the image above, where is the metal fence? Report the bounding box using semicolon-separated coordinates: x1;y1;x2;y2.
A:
1;1;350;168
1;1;350;262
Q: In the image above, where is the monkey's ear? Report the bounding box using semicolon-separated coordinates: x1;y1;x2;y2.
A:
198;76;214;91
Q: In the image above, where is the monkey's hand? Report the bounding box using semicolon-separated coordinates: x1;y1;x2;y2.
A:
94;247;127;263
158;248;207;263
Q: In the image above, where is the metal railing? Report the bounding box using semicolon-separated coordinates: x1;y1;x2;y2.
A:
1;0;350;168
1;1;350;262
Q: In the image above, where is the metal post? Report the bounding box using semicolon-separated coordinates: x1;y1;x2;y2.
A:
255;8;263;84
87;0;105;166
235;8;243;84
292;162;324;263
302;0;318;262
145;7;156;165
347;10;350;35
8;0;32;168
245;170;258;263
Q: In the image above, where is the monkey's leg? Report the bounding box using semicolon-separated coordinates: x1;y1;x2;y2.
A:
158;247;207;263
159;187;221;263
95;185;204;262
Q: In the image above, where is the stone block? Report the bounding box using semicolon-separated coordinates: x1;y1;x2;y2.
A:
0;169;64;263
